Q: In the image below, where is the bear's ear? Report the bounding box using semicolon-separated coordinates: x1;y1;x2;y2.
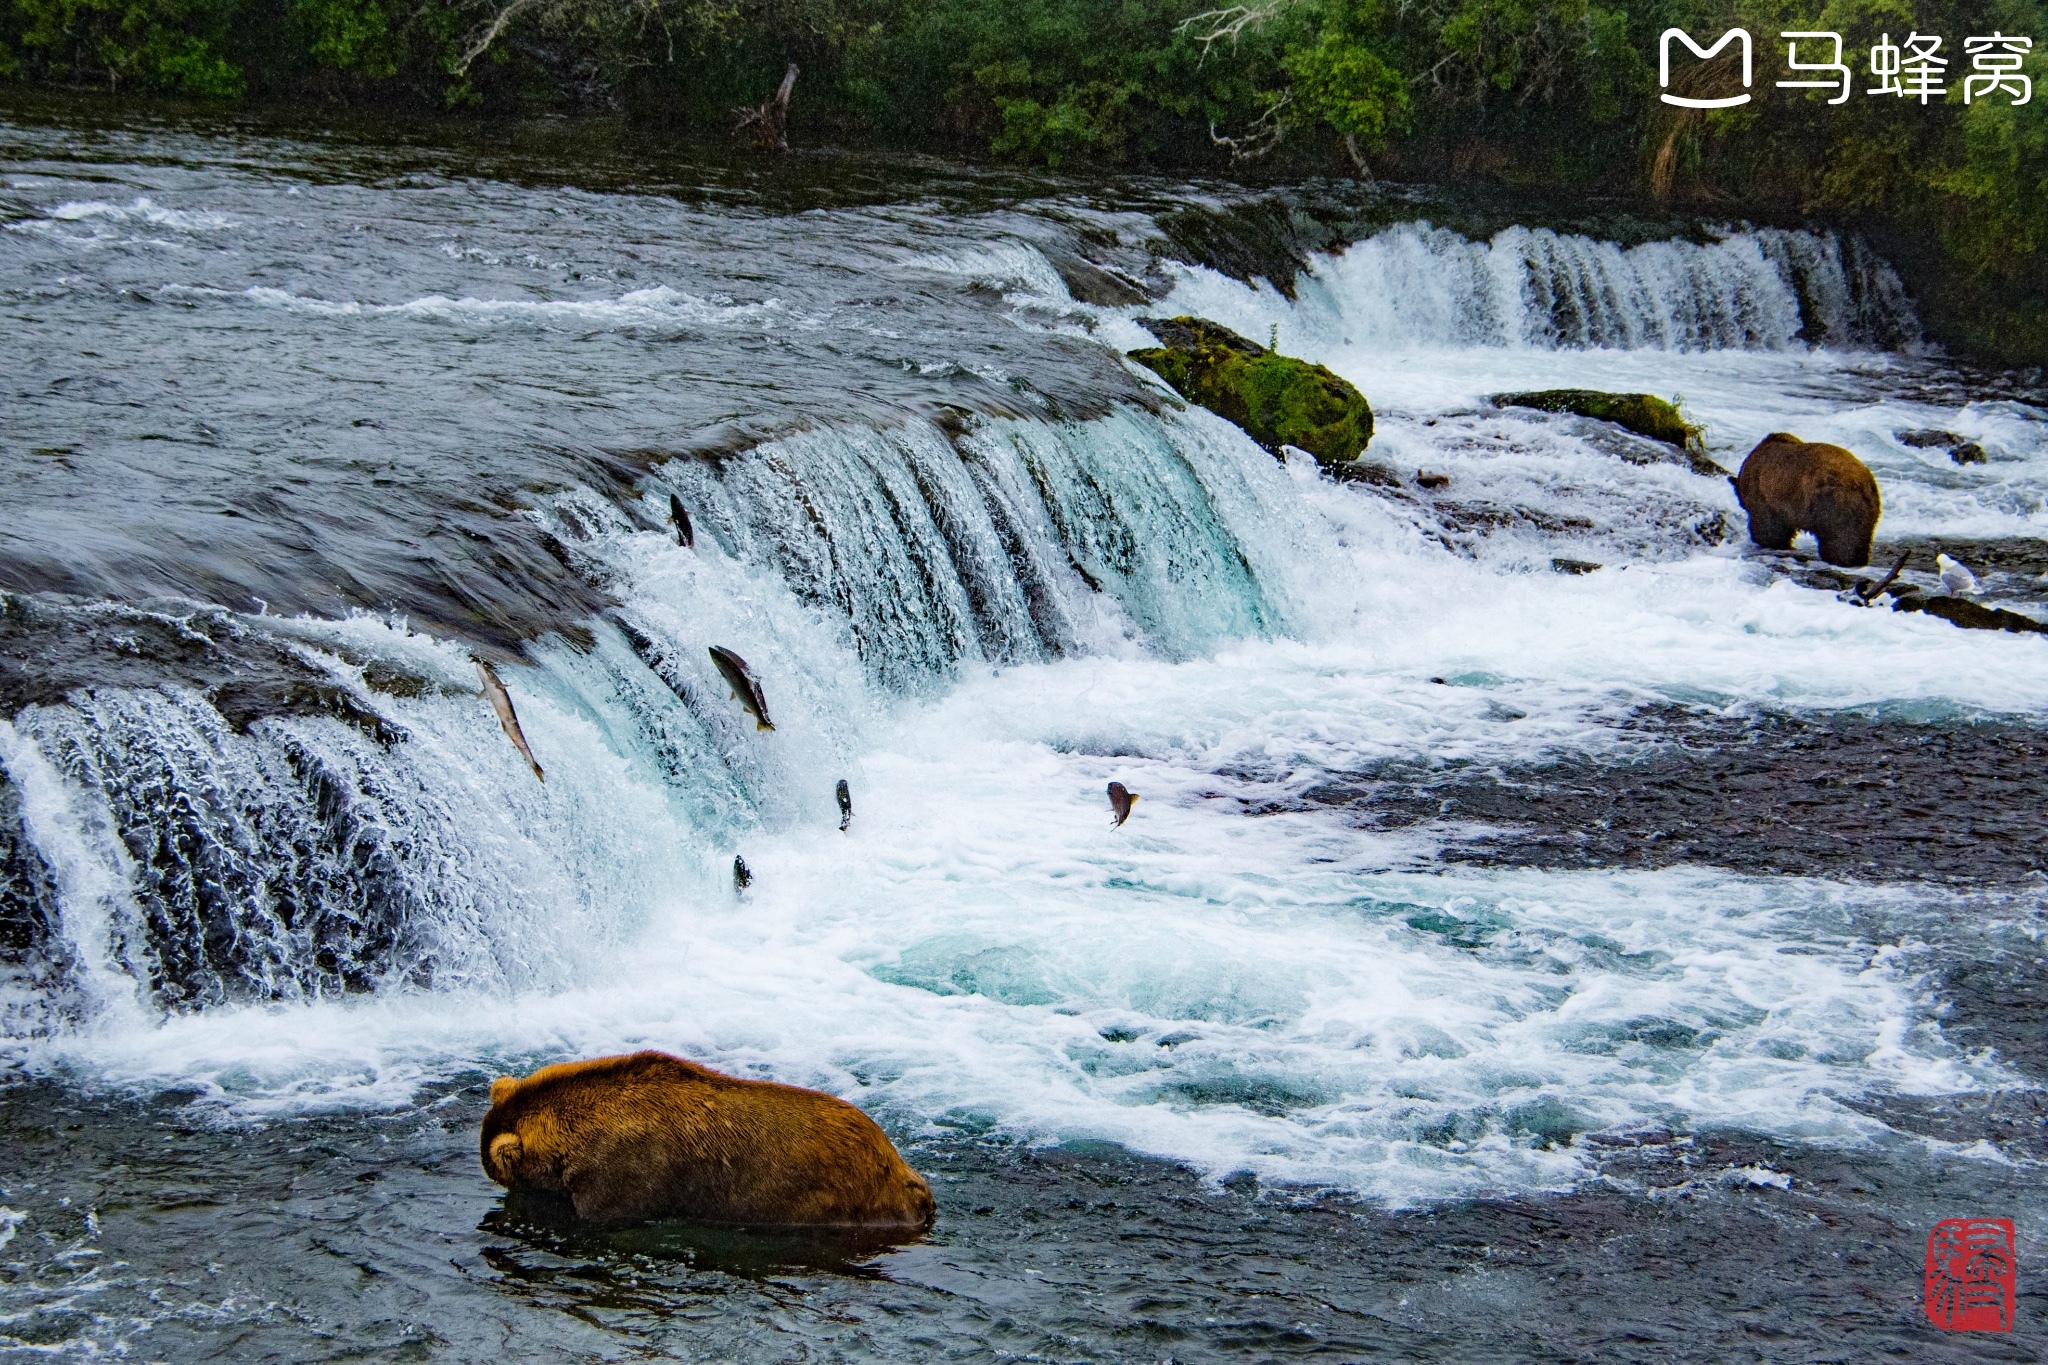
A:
490;1076;519;1106
486;1132;523;1182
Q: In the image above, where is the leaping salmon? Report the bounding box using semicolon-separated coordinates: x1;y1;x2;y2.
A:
1107;781;1137;827
669;494;694;549
708;646;774;731
475;658;544;783
836;778;852;832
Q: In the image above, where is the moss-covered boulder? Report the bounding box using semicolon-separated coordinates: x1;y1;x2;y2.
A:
1129;317;1372;468
1493;389;1719;475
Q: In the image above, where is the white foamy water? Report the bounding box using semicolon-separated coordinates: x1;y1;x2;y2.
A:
5;195;239;247
1129;221;1914;354
5;214;2046;1205
26;697;1987;1202
46;196;236;231
9;405;2046;1202
1136;225;2048;545
227;283;798;331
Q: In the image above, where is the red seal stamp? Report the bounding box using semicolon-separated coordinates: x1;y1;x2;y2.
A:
1924;1218;2016;1332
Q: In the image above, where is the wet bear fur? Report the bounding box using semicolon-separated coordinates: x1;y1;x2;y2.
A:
1731;432;1882;567
480;1050;936;1230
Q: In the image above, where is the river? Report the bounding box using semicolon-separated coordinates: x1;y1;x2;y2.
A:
2;98;2045;1361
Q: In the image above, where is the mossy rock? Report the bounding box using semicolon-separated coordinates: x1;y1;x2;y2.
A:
1494;389;1720;474
1129;317;1372;468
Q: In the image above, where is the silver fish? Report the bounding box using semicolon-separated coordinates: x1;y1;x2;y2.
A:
475;658;544;783
708;645;774;731
1107;781;1137;827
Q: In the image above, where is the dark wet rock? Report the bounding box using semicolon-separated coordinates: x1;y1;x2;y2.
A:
1437;503;1596;537
1494;389;1722;475
0;591;413;742
1046;252;1149;307
1768;539;2048;622
1332;460;1402;488
1893;594;2048;635
359;658;437;698
1416;470;1451;489
1130;317;1373;468
1289;705;2048;884
1928;945;2048;1081
1896;429;1989;465
1551;557;1602;575
208;678;407;747
1840;1090;2048;1157
1151;199;1312;298
1882;539;2048;606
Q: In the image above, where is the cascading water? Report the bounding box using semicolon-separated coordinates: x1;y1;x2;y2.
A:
3;117;2047;1348
0;396;1330;1033
4;112;2048;1358
1151;220;1919;353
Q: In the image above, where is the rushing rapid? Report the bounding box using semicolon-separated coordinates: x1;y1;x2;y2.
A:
2;105;2047;1361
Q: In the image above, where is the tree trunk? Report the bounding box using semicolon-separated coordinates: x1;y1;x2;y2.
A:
1344;134;1375;183
737;63;799;152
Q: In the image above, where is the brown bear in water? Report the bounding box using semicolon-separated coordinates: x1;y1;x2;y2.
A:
1731;433;1882;567
480;1050;936;1230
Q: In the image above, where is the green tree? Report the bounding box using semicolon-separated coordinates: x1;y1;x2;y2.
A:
7;0;245;94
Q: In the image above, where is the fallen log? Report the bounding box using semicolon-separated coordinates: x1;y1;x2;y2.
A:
1893;594;2048;636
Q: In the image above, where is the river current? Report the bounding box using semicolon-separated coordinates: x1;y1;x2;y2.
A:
1;101;2045;1360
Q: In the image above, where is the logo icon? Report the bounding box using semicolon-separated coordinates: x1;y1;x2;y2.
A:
1925;1218;2016;1332
1660;28;1753;107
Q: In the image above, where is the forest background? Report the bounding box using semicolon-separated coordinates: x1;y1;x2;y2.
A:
2;0;2043;363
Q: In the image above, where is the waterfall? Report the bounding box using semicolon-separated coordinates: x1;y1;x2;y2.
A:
1161;222;1920;353
0;208;1933;1039
0;401;1325;1026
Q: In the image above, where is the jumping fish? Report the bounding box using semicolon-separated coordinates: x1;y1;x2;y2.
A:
669;494;694;548
1107;781;1138;828
708;645;774;730
733;855;753;890
475;658;544;783
836;778;853;832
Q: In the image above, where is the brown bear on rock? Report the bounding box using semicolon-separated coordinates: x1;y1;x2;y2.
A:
480;1050;936;1230
1731;432;1882;567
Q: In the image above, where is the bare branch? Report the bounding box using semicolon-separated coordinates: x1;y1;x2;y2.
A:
1208;92;1292;162
455;0;541;76
452;0;677;78
1176;1;1289;53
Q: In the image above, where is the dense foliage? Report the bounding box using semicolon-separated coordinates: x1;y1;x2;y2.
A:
2;0;2043;360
